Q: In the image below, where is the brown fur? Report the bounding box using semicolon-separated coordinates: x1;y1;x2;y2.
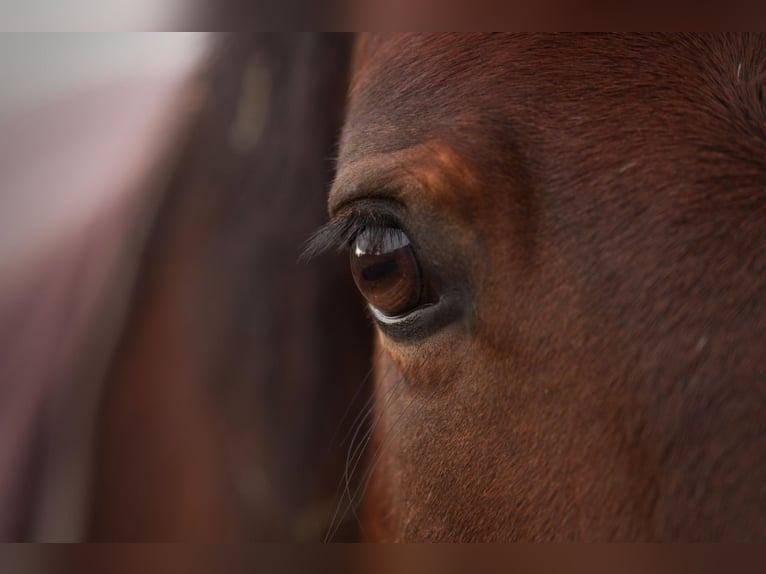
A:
333;33;766;541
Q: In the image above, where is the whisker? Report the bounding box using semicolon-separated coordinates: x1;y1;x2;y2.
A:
337;364;404;537
326;389;425;543
343;363;400;480
352;384;439;523
325;349;462;542
347;357;465;540
323;361;397;541
327;348;380;453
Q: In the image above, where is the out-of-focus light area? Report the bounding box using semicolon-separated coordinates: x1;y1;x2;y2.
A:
0;32;209;292
0;33;210;541
0;0;201;30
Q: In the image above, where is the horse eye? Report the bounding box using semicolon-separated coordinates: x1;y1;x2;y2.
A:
350;226;422;317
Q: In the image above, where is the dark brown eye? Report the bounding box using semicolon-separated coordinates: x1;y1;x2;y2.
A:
350;226;422;317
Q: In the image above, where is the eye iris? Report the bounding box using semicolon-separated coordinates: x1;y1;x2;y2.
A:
350;227;422;317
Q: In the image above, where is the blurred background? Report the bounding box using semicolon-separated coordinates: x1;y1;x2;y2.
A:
0;32;374;542
1;1;199;29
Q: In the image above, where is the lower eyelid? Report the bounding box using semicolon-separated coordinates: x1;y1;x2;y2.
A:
370;304;424;325
367;295;464;343
369;306;399;324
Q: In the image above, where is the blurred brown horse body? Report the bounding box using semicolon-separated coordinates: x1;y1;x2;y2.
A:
86;35;375;542
51;34;766;541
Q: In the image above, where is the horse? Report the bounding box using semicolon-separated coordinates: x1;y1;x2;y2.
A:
9;33;766;541
307;33;766;541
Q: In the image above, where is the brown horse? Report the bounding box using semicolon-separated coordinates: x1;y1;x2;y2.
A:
308;33;766;541
31;33;766;542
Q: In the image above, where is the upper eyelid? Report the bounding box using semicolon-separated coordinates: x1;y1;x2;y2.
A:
328;156;412;216
333;195;404;221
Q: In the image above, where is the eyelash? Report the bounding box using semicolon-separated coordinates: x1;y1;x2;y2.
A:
301;206;402;261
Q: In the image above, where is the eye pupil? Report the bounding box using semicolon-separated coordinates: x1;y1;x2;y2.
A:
361;259;399;282
350;226;422;317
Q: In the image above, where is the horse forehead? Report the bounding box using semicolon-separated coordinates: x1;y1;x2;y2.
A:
346;34;639;117
345;34;528;135
343;34;760;142
342;35;627;169
341;34;766;197
338;35;548;207
340;35;662;209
